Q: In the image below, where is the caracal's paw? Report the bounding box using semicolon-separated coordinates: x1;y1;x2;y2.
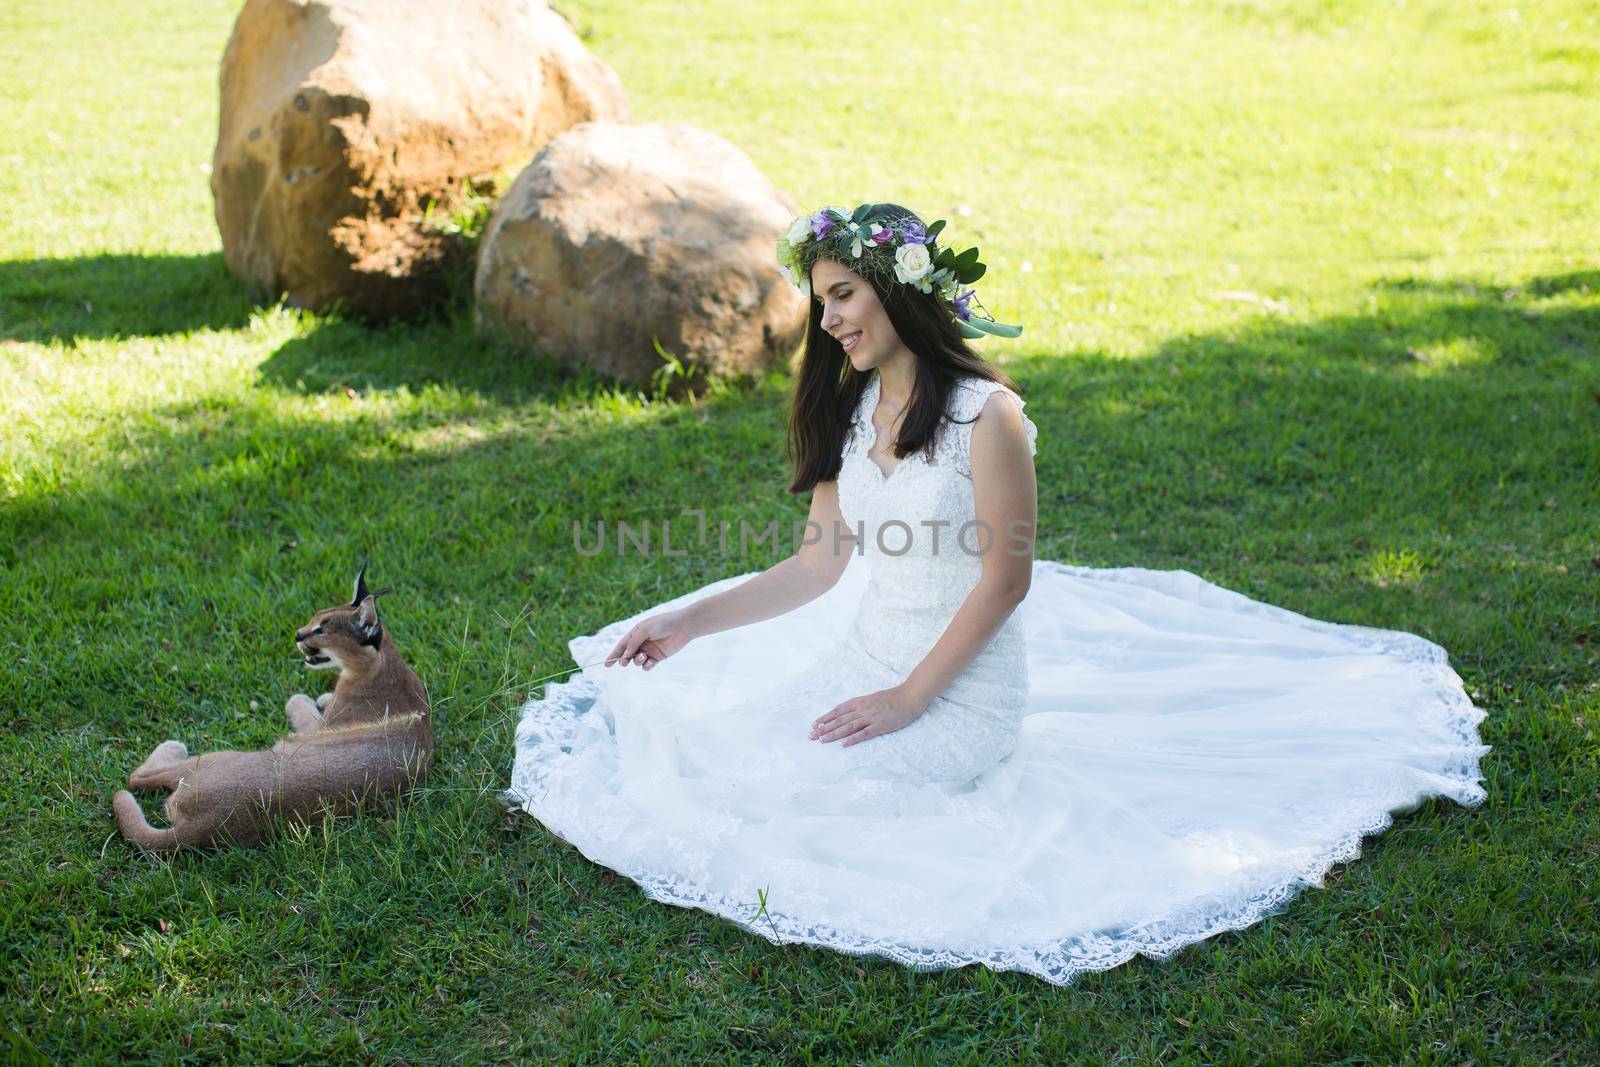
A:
128;740;189;788
285;694;323;733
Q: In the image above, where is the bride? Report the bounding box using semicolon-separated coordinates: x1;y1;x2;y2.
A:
504;202;1491;985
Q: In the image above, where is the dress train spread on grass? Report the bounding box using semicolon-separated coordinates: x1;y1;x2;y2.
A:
504;374;1490;985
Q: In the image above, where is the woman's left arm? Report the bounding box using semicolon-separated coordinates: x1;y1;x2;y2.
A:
811;391;1037;746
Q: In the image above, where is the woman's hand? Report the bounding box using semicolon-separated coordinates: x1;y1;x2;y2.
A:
810;686;928;747
604;608;697;670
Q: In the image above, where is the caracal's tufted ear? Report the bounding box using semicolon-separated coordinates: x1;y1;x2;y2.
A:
355;594;381;646
351;558;372;607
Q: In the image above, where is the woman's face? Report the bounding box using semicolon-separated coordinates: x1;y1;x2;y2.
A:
810;258;900;373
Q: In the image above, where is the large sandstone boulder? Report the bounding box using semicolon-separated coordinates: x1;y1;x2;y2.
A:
211;0;630;318
474;121;808;388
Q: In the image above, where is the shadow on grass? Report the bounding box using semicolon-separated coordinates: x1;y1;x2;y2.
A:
0;252;257;341
1;269;1593;1052
0;349;790;735
1384;269;1599;302
255;311;586;408
1121;268;1598;380
254;293;758;407
5;265;1595;737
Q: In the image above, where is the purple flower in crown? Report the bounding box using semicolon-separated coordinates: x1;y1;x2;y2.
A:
872;227;896;245
952;287;977;322
809;210;839;239
899;220;929;246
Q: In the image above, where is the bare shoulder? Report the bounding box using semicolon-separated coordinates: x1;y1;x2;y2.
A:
969;387;1030;452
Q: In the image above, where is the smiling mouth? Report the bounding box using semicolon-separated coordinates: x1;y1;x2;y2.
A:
840;331;861;352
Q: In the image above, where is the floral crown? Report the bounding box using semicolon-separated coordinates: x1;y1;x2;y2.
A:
775;203;1022;340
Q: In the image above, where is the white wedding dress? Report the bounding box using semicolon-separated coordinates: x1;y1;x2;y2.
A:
504;373;1491;985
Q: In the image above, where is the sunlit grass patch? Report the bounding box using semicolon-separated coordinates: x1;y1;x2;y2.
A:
1361;546;1434;588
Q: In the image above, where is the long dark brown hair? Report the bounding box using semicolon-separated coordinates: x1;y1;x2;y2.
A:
786;203;1021;494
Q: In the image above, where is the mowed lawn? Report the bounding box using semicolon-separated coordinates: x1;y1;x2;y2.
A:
2;0;1596;1059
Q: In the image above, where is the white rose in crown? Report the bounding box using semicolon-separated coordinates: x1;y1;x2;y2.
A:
894;242;933;284
785;216;812;245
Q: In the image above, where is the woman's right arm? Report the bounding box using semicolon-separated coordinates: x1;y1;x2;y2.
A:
684;478;857;639
605;480;858;669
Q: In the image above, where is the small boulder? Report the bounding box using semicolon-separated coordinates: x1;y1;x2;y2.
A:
211;0;630;318
474;121;807;388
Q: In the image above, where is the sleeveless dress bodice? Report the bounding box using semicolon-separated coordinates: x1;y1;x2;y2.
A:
827;373;1040;773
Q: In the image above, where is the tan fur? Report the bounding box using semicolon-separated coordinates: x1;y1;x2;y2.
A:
113;567;434;852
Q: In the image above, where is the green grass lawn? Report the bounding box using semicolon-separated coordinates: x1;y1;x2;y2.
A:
3;0;1597;1059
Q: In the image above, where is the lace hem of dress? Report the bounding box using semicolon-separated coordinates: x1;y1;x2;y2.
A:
502;560;1491;986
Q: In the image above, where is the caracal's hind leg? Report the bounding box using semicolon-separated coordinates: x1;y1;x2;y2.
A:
127;740;193;790
285;694;324;735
